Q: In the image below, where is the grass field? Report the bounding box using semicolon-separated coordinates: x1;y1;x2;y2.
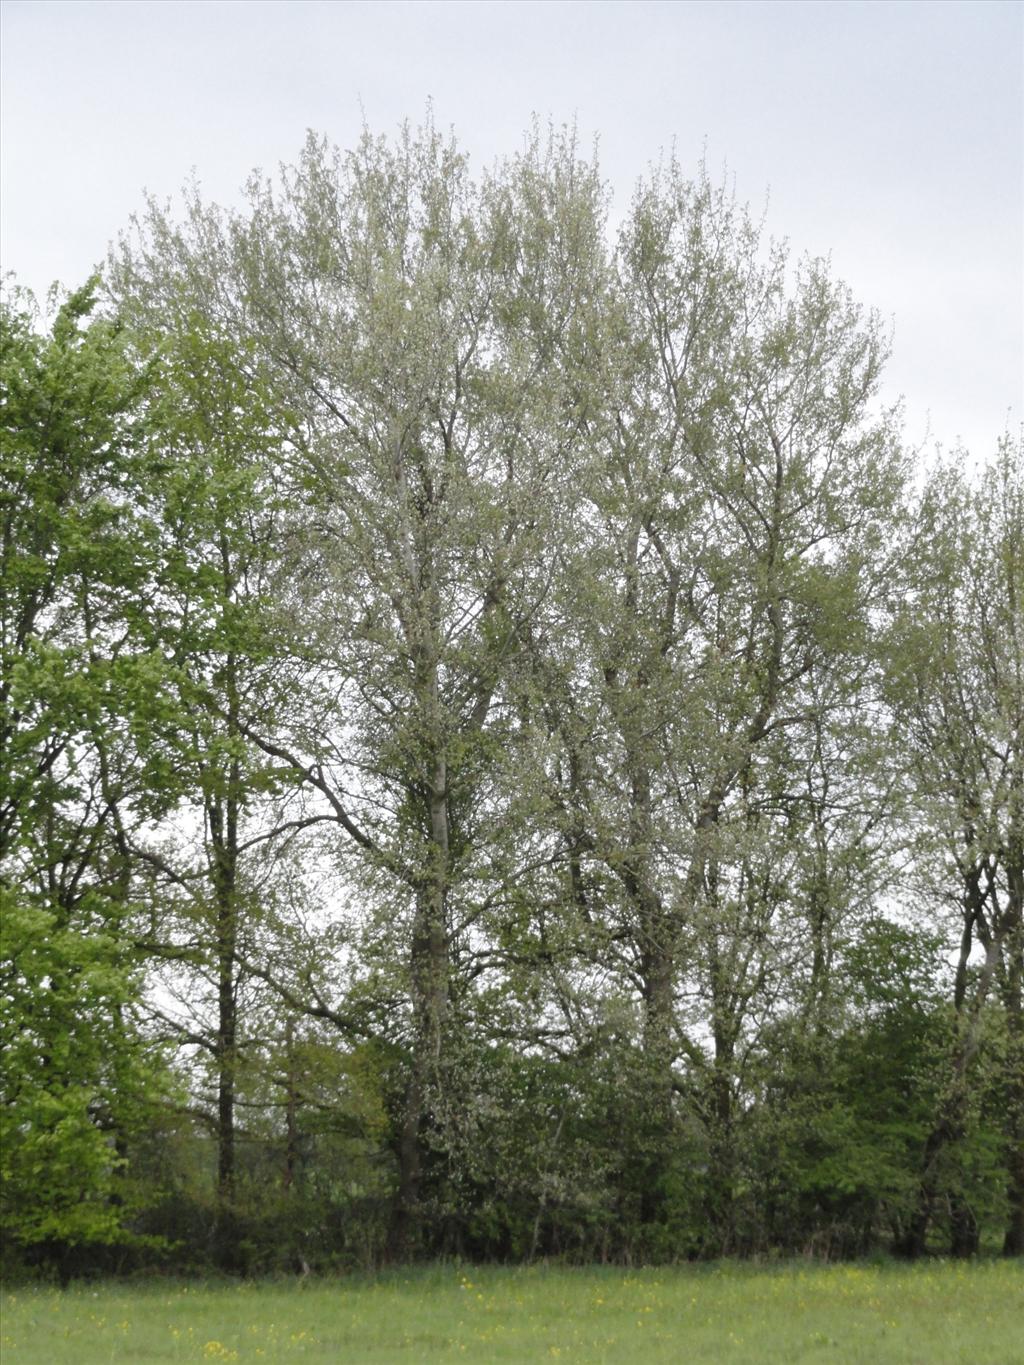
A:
1;1260;1021;1364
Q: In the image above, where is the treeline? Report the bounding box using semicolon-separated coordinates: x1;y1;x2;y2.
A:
2;121;1021;1279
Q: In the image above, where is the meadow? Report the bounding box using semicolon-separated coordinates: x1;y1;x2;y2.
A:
1;1260;1021;1364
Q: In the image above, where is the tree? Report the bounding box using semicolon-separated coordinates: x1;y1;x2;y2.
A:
0;897;169;1277
0;279;171;1272
537;160;905;1249
6;121;1011;1271
887;437;1024;1256
106;305;309;1266
112;120;611;1253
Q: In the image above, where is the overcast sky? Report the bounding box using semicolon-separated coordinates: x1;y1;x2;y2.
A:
2;0;1021;462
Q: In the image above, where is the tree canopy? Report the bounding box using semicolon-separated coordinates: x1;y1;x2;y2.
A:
1;120;1021;1275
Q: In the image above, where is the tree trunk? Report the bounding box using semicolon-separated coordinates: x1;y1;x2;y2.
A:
1001;854;1023;1256
210;783;239;1269
898;1086;966;1259
900;872;998;1258
622;743;676;1228
211;625;241;1269
283;1018;299;1192
215;878;237;1206
705;999;737;1256
391;673;449;1257
949;1191;979;1257
638;938;675;1226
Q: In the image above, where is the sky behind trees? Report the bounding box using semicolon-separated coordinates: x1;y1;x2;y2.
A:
1;0;1020;463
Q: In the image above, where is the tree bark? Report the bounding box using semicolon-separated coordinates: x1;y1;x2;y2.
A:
283;1017;299;1192
1001;853;1023;1256
391;659;450;1257
704;924;737;1256
899;870;997;1258
210;620;241;1268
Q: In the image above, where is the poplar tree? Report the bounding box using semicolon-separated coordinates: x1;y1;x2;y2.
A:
888;438;1024;1256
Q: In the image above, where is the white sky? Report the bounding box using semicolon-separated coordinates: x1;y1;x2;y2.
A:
2;0;1021;463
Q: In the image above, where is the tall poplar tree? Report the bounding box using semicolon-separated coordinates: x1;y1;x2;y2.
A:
113;120;611;1251
540;161;905;1249
888;438;1024;1256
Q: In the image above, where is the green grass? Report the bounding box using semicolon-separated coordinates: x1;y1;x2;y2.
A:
1;1260;1022;1363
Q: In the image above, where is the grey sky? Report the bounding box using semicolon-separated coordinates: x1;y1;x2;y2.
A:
2;0;1021;461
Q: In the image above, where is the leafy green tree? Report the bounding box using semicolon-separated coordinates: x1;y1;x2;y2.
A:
537;160;905;1250
1;278;150;888
112;119;611;1254
746;921;949;1256
1;279;172;1271
0;897;169;1275
887;437;1024;1256
104;303;310;1266
6;123;1012;1272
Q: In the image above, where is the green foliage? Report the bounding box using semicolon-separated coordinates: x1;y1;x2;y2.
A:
1;122;1019;1275
0;280;175;1267
0;893;171;1253
1;278;156;862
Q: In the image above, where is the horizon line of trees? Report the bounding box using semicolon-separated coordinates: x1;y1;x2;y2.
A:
2;119;1021;1280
